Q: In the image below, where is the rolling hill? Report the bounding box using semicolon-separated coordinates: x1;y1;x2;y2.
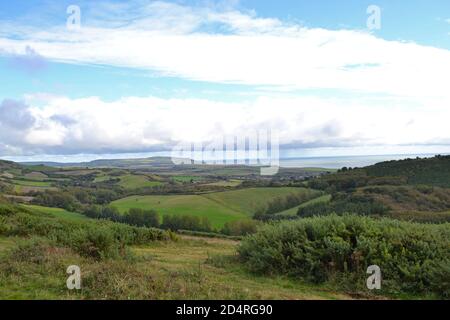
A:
112;187;321;228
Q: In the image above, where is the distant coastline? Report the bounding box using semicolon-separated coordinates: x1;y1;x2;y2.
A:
280;153;446;169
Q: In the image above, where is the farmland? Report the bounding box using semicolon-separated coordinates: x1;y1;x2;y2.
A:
201;187;319;215
112;194;247;228
111;187;320;228
0;156;449;299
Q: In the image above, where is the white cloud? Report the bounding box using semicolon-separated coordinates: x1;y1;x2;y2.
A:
1;94;449;156
0;1;449;99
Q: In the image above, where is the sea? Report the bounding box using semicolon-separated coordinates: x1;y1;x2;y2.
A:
279;154;441;169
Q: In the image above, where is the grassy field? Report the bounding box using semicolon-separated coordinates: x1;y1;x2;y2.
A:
22;205;88;222
112;195;247;228
12;179;51;187
202;187;318;214
12;179;56;193
117;174;163;189
111;187;319;228
94;174;164;189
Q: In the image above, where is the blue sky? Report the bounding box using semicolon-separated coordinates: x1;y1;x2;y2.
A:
1;0;450;101
1;0;450;162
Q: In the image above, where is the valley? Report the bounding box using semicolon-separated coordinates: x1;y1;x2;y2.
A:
0;155;449;299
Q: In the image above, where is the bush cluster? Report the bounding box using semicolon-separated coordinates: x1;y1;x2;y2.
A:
298;193;388;217
254;191;322;219
0;206;170;260
238;214;450;298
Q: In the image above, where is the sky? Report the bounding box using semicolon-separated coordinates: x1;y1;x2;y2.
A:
0;0;450;162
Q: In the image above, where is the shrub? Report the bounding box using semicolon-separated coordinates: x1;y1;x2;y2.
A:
221;219;261;236
238;214;450;298
161;214;212;232
2;208;170;260
298;194;388;217
254;190;323;217
124;208;160;228
0;203;16;216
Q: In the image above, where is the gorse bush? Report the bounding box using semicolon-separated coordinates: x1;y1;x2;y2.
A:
0;205;171;260
221;219;261;236
254;190;322;218
83;205;160;228
238;214;450;298
298;193;388;217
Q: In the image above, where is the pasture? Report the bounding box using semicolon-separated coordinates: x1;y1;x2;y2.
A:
112;194;247;228
112;187;319;228
117;174;164;189
202;187;319;214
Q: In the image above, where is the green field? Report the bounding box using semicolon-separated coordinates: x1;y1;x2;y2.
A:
112;194;247;228
11;179;54;193
12;179;51;187
112;187;318;228
118;174;163;189
202;187;319;214
94;174;164;189
23;205;88;222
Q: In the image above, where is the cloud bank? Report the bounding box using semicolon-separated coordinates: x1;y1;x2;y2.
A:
1;94;449;157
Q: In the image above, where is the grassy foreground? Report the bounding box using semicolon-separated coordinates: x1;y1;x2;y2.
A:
0;235;350;300
0;202;350;300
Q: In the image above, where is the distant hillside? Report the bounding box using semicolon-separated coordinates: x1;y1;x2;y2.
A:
20;156;190;168
318;155;450;188
0;160;22;171
365;155;450;187
304;155;450;223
